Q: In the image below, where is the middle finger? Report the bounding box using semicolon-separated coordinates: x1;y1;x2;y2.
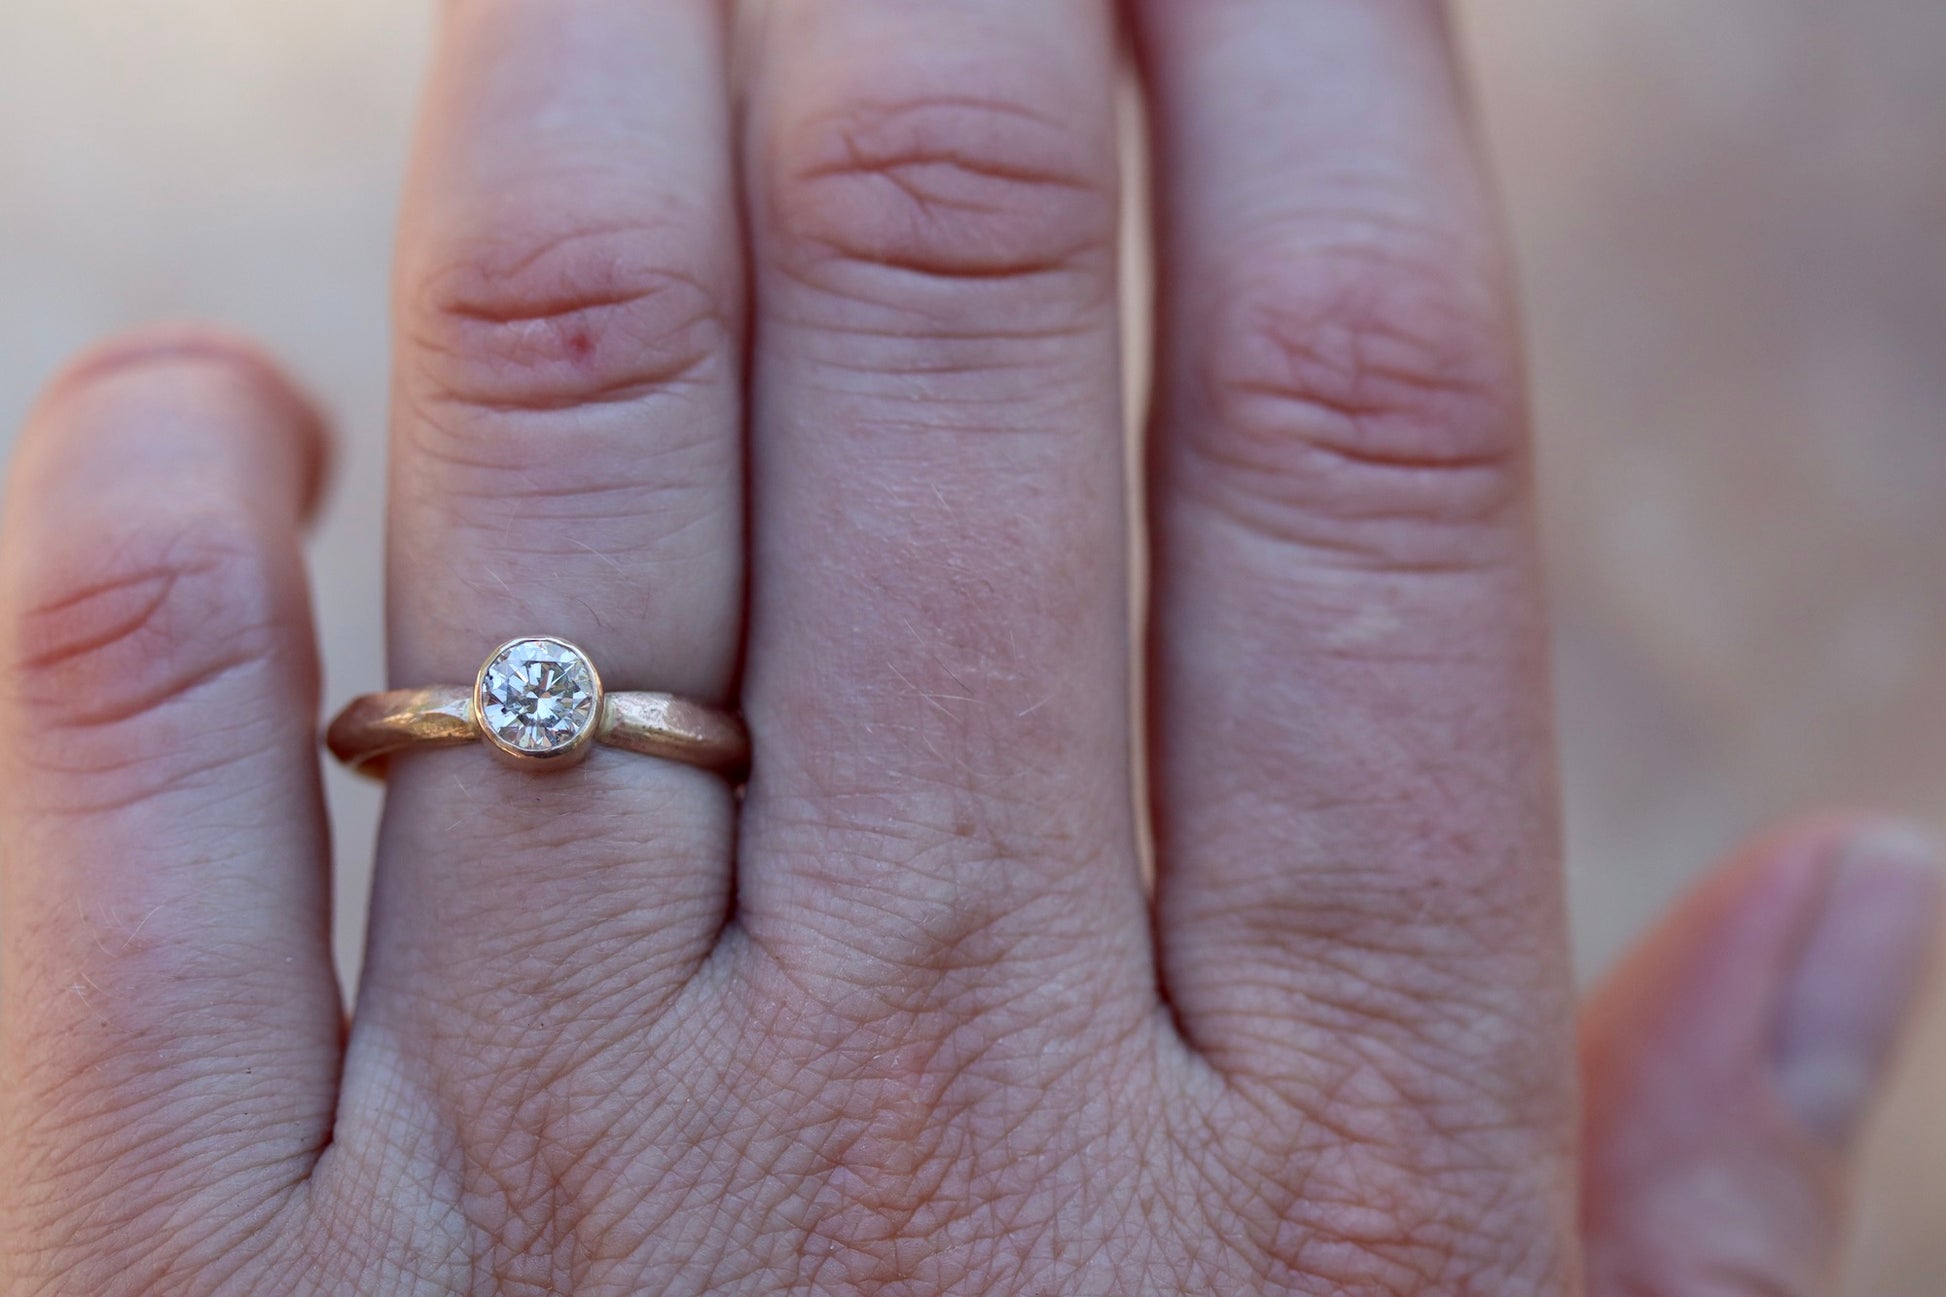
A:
733;0;1149;1022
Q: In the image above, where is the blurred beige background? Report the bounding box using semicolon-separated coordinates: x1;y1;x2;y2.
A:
3;2;1943;1289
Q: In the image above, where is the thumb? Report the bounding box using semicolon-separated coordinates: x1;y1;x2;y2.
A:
1581;819;1942;1295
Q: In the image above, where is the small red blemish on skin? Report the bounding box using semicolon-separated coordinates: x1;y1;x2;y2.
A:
564;327;594;362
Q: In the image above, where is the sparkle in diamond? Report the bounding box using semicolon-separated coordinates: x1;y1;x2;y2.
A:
479;639;599;754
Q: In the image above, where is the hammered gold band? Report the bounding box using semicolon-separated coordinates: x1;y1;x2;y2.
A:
326;687;749;779
325;637;749;780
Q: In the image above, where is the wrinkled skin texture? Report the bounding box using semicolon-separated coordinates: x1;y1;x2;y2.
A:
0;3;1930;1295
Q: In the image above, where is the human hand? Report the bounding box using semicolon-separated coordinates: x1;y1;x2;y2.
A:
1;3;1937;1293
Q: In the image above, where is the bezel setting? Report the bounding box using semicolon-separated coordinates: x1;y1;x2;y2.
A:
472;636;606;769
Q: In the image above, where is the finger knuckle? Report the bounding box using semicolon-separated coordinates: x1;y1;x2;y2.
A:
405;212;735;417
1186;236;1525;565
398;215;737;541
3;515;292;799
766;87;1116;332
1200;872;1573;1135
737;976;1105;1292
1198;1074;1573;1296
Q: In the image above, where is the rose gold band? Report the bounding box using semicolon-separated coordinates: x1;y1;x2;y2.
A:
325;685;750;780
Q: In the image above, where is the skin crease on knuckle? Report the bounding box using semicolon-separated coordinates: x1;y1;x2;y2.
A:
1178;229;1529;574
763;88;1119;339
2;520;298;812
404;202;736;416
395;207;741;576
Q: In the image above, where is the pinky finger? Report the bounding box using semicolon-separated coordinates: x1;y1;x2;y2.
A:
1581;819;1942;1295
0;329;340;1285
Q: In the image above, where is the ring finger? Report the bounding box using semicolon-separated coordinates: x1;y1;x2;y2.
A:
350;0;744;1103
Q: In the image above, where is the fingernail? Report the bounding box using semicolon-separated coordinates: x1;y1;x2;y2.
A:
1772;823;1943;1145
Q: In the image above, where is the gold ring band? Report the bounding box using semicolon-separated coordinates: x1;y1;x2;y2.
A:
325;637;748;780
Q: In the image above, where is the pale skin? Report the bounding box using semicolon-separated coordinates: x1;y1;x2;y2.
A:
0;3;1938;1294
